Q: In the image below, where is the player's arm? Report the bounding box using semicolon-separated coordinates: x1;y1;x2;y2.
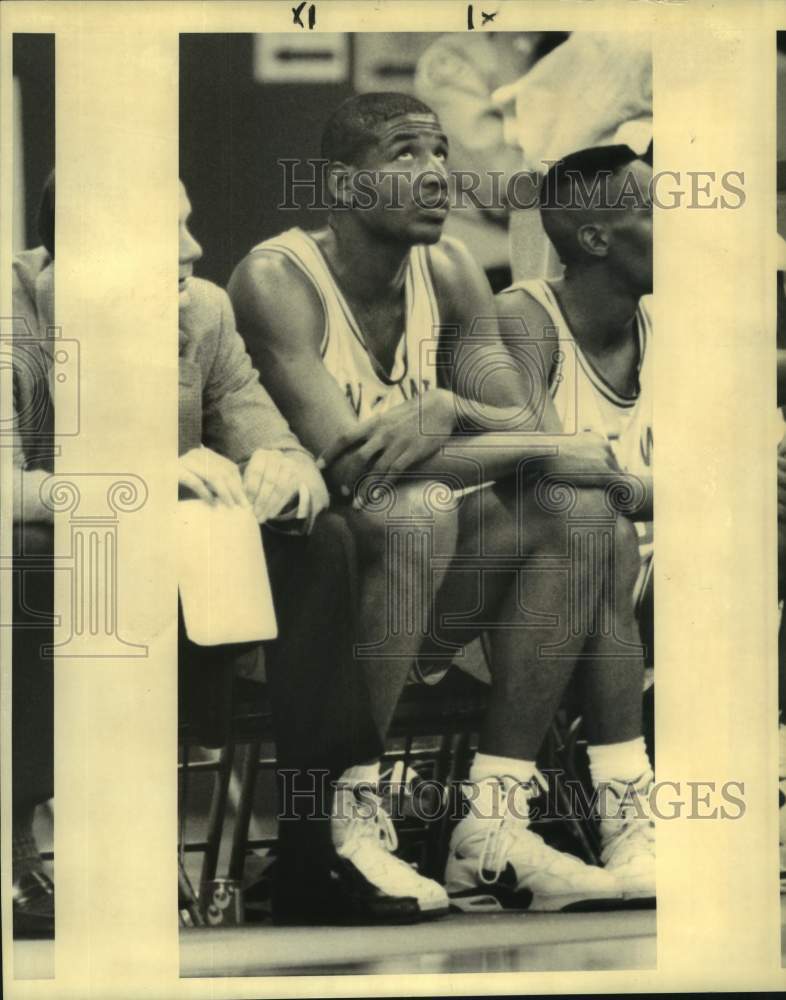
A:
497;284;652;520
320;243;619;491
227;251;364;498
419;240;617;474
437;243;564;433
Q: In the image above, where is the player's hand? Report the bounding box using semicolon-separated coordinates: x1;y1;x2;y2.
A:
178;447;249;507
243;449;328;530
541;431;621;482
317;390;457;495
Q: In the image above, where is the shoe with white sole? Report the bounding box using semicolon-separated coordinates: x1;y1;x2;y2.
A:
445;776;622;913
597;770;656;901
330;783;449;922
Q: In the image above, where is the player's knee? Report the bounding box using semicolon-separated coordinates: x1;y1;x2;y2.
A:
308;509;356;568
569;485;611;522
571;487;639;575
348;502;391;559
349;479;458;563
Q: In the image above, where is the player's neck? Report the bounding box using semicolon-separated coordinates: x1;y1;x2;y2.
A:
324;215;409;303
558;268;641;348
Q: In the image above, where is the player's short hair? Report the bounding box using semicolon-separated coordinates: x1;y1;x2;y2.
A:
38;168;55;259
321;92;438;165
540;145;647;265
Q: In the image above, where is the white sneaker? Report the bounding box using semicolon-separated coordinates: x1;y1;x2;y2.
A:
598;770;656;899
331;783;449;918
445;777;622;912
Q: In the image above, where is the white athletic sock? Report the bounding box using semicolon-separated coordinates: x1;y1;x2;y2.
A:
332;763;382;843
460;753;537;826
587;737;651;788
337;761;380;788
469;752;537;786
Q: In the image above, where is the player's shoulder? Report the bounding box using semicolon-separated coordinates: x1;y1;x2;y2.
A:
229;233;321;310
227;234;325;347
425;235;486;300
427;234;475;274
495;281;554;330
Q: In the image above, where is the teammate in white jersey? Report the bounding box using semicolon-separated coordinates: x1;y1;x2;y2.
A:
496;141;655;874
497;144;654;608
229;93;654;918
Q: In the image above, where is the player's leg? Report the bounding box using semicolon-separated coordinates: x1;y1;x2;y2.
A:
434;481;625;910
322;487;467;919
345;483;462;737
263;508;448;922
569;509;655;899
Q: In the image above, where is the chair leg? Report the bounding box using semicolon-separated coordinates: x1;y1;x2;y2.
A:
422;732;455;880
200;742;236;889
178;743;204;926
431;731;473;881
178;857;204;927
228;739;262;882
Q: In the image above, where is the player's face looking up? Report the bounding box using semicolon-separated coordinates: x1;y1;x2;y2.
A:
178;180;203;308
334;113;450;246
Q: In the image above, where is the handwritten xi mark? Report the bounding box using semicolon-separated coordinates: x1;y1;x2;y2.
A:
292;2;316;29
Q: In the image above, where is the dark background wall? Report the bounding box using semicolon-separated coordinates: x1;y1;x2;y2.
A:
776;31;786;239
13;33;55;250
179;33;435;287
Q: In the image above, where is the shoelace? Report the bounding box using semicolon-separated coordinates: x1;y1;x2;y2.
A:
372;795;399;854
340;787;400;853
340;788;434;889
478;813;516;885
476;777;544;886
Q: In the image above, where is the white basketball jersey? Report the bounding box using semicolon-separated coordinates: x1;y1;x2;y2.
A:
508;279;653;570
249;228;440;420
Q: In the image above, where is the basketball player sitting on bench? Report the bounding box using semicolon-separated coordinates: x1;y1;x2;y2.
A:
497;144;652;529
228;93;655;916
496;141;655;730
497;137;655;878
177;180;422;927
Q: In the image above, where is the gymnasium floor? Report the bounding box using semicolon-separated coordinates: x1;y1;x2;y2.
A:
15;898;786;979
179;909;656;977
